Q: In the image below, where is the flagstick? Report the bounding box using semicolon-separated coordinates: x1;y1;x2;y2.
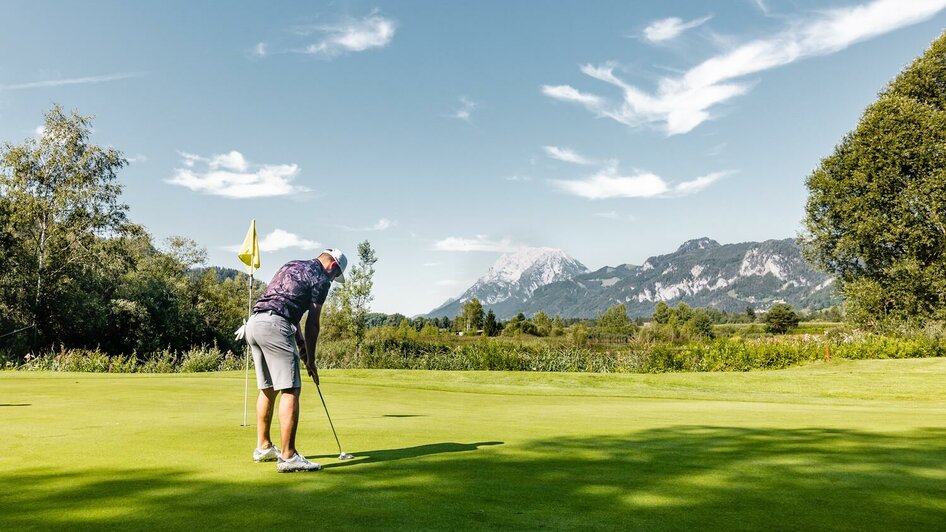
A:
243;267;253;427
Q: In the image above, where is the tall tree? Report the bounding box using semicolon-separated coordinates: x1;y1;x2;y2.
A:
331;240;378;344
596;304;634;335
483;309;499;337
653;301;671;324
531;310;552;336
803;32;946;325
0;105;128;348
459;298;484;333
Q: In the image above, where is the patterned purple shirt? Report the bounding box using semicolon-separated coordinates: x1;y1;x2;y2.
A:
253;259;331;324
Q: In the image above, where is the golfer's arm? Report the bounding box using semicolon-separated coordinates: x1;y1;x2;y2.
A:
304;303;322;362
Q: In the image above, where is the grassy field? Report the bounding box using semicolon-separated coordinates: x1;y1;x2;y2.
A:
2;359;944;531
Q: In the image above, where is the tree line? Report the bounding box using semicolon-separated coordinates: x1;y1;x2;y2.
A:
0;105;376;362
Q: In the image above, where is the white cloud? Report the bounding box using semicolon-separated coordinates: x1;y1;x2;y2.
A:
423;262;442;267
33;126;45;137
225;229;320;253
543;146;595;165
552;165;726;199
0;72;144;91
673;172;725;195
643;15;712;43
434;235;520;252
167;150;308;198
553;169;668;199
505;174;533;182
209;151;249;172
544;0;946;135
259;229;320;252
436;279;464;286
252;42;268;58
126;154;148;163
298;12;396;57
342;218;395;231
450;96;477;122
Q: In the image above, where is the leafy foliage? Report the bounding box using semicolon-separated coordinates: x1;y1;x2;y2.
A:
803;32;946;326
764;304;800;334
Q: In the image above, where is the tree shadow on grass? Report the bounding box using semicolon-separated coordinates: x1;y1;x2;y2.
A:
309;441;503;468
1;426;944;530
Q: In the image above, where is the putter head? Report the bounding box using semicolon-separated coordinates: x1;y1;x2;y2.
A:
338;452;354;460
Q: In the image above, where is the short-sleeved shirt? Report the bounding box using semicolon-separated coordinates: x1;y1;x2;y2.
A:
253;259;332;324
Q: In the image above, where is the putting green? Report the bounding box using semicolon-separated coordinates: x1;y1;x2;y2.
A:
2;359;945;530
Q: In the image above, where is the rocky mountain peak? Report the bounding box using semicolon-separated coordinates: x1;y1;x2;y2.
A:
676;237;721;253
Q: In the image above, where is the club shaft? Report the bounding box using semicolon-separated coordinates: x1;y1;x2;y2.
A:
315;382;344;454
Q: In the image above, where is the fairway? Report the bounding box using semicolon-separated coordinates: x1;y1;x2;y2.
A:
2;359;945;531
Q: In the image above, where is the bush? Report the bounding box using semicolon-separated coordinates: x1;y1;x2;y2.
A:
765;304;800;334
179;346;224;372
141;350;177;373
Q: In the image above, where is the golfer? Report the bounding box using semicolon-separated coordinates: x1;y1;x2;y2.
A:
244;248;347;472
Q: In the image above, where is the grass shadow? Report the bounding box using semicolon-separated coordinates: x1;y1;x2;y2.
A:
1;427;944;530
311;441;504;467
0;403;30;407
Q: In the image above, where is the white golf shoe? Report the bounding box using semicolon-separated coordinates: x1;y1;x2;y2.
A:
277;452;322;473
253;445;281;462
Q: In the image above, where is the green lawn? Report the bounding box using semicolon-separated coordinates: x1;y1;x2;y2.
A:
2;359;945;530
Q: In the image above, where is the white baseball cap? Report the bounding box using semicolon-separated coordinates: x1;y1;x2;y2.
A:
324;248;348;284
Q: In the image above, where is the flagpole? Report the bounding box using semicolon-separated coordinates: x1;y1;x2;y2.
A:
238;218;259;428
243;266;253;427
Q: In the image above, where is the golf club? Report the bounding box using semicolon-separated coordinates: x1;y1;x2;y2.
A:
312;373;354;460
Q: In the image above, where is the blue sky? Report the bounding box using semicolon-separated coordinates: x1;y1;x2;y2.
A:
2;0;945;315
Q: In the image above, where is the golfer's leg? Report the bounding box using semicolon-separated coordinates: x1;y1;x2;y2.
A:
257;387;278;449
279;388;301;460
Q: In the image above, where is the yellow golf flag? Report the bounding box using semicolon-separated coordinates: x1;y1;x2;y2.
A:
238;219;261;270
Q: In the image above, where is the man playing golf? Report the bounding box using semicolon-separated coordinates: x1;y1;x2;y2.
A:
244;248;347;472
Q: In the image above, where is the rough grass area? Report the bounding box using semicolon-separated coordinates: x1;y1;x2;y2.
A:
1;359;944;530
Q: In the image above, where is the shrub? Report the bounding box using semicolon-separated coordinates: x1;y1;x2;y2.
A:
141;350;177;373
179;346;223;372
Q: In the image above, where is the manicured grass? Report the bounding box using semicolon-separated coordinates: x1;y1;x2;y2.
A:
2;359;945;530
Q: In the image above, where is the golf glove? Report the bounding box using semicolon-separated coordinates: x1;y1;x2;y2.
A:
234;320;246;341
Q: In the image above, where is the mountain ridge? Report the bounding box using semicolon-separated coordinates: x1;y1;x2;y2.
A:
424;237;838;319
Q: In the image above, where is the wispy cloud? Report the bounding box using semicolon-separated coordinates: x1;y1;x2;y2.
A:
552;165;727;200
341;218;395;231
167;150;308;198
544;0;946;135
225;229;320;253
449;96;477;122
643;15;712;43
436;279;465;286
0;72;144;91
542;146;596;165
295;11;396;58
251;42;268;58
504;174;533;182
423;262;442;267
434;235;520;252
751;0;772;16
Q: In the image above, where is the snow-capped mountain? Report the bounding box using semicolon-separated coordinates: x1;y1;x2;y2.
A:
425;247;587;318
426;238;839;319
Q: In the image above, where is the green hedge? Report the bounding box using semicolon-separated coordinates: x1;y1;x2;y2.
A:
6;333;944;374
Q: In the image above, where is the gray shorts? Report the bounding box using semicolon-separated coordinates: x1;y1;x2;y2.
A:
245;311;302;391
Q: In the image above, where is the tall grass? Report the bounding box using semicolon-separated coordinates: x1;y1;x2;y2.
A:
7;332;943;374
